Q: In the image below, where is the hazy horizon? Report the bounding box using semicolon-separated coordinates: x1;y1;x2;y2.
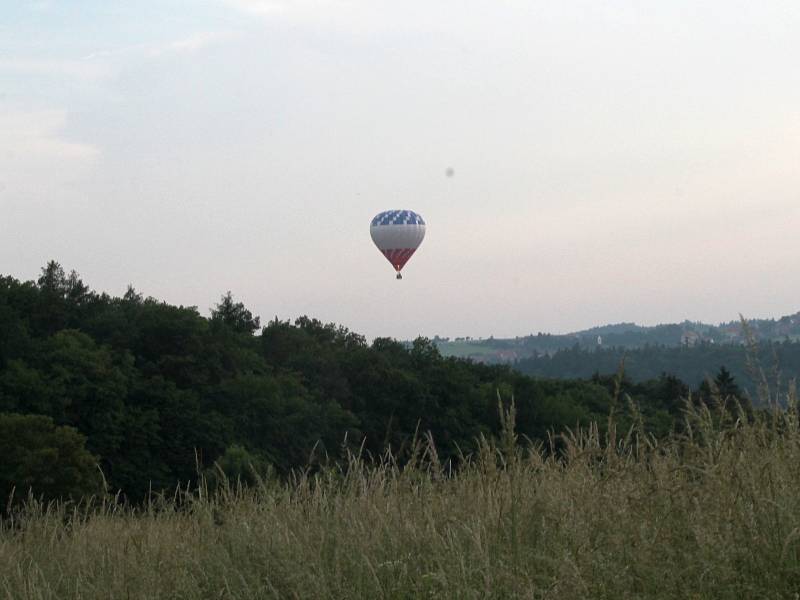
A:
3;1;799;340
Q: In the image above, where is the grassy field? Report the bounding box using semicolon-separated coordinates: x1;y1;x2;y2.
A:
436;340;502;359
3;402;800;599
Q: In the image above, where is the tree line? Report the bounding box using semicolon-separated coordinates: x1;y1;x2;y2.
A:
515;340;794;398
0;262;749;510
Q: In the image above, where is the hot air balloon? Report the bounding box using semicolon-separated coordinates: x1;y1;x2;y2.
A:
370;210;426;279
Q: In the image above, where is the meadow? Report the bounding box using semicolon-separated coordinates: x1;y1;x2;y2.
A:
3;400;800;599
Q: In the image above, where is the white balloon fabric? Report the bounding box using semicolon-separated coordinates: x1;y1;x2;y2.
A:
370;210;426;277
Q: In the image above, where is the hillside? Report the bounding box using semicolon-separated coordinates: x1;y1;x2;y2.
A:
514;341;800;399
3;262;679;508
435;313;800;365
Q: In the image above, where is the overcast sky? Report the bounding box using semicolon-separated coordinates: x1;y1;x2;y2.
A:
2;1;799;340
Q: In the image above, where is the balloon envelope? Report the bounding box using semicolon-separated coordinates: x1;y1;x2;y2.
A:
370;210;426;273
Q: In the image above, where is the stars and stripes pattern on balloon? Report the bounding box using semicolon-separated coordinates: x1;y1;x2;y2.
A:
370;210;426;279
370;210;426;227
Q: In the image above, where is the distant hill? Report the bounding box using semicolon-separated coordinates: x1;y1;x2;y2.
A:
514;341;800;398
434;312;800;365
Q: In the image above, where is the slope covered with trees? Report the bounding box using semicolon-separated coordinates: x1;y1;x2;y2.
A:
1;263;757;510
514;341;795;397
0;262;647;508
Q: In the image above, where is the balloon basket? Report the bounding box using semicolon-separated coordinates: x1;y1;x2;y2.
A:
396;273;402;280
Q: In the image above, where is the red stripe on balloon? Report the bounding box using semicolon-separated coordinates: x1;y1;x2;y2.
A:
381;248;417;272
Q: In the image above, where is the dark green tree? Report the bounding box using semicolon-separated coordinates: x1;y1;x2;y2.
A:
211;292;261;335
698;366;751;417
0;413;103;512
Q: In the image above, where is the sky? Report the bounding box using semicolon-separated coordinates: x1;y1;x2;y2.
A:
1;0;799;340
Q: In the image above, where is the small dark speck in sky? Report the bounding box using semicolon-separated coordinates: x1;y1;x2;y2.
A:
445;167;454;177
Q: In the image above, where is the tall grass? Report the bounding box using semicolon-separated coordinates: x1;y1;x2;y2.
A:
3;399;800;599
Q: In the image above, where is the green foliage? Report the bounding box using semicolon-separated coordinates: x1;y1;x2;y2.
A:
211;291;261;335
516;340;800;402
204;444;273;488
0;413;102;512
0;262;726;503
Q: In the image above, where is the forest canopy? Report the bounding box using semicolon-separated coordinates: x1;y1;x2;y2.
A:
0;263;745;508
